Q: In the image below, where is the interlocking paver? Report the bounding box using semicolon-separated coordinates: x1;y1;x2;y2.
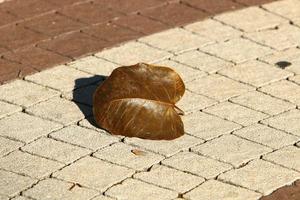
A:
192;134;272;167
0;136;23;157
290;75;300;85
204;101;268;126
0;80;59;107
78;118;112;134
201;38;274;63
125;134;204;157
230;91;295;115
11;196;31;200
182;111;241;140
63;84;98;106
215;7;287;32
172;50;233;73
184;179;261;200
263;0;300;20
219;60;292;87
50;125;118;151
23;178;98;200
95;41;172;65
0;101;21;119
139;28;213;53
54;156;134;191
91;195;114;200
234;124;299;149
218;159;300;195
105;178;178;200
0;151;63;179
134;164;204;193
261;109;300;137
0;170;36;197
162;151;232;179
0;112;62;143
93;143;164;171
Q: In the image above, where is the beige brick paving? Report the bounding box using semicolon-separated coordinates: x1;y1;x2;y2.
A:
218;159;300;195
91;195;114;200
290;74;300;85
0;151;63;179
162;151;232;179
105;178;178;200
0;101;21;119
23;178;98;200
63;84;98;106
184;179;261;200
10;197;30;200
54;156;134;191
0;195;8;200
0;136;23;157
192;135;272;167
263;0;300;20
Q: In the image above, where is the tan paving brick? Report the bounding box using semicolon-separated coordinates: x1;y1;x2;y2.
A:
54;156;134;191
290;74;300;85
22;137;90;164
0;136;23;157
0;101;21;119
182;111;241;140
234;124;299;149
0;195;8;200
218;159;300;195
63;84;98;106
134;164;204;193
50;125;118;151
25;65;100;92
91;195;114;200
201;38;274;64
0;112;62;143
215;7;287;32
10;196;30;200
0;170;36;197
162;151;232;179
93;143;164;171
262;109;300;137
0;151;63;179
184;179;261;200
105;178;177;200
219;60;292;87
263;0;300;20
26;97;90;126
95;41;172;65
192;135;272;167
230;91;295;115
78;118;115;135
23;178;98;200
204;101;268;126
139;28;213;53
184;19;242;42
125;134;203;157
188;74;253;101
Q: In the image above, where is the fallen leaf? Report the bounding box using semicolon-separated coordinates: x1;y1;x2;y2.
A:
131;149;147;156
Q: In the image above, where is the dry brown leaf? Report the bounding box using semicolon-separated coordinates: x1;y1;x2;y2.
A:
131;149;147;156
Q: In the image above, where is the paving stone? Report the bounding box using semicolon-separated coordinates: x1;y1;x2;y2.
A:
172;50;233;73
134;164;204;193
0;196;9;200
201;38;274;64
25;65;100;92
218;159;300;195
94;143;163;171
26;97;91;126
290;75;300;85
54;156;134;191
204;101;268;126
95;41;172;65
154;59;207;83
105;178;177;200
189;74;254;101
192;135;272;167
0;136;23;157
263;0;300;21
139;28;213;53
0;10;18;27
182;111;241;140
185;19;241;42
0;151;63;179
50;125;118;151
259;80;300;106
0;112;62;143
230;91;295;115
162;151;232;179
234;124;299;149
125;134;204;157
9;196;30;200
0;170;36;197
78;118;112;134
219;60;292;87
23;178;98;200
215;7;287;32
22;137;90;164
63;84;98;106
184;179;261;200
261;109;300;137
245;24;300;51
0;80;59;107
91;196;114;200
0;101;21;119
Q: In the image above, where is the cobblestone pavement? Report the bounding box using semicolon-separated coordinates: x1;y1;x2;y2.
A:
1;0;300;199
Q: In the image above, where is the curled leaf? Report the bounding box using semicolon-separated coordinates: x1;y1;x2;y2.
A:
93;63;185;140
